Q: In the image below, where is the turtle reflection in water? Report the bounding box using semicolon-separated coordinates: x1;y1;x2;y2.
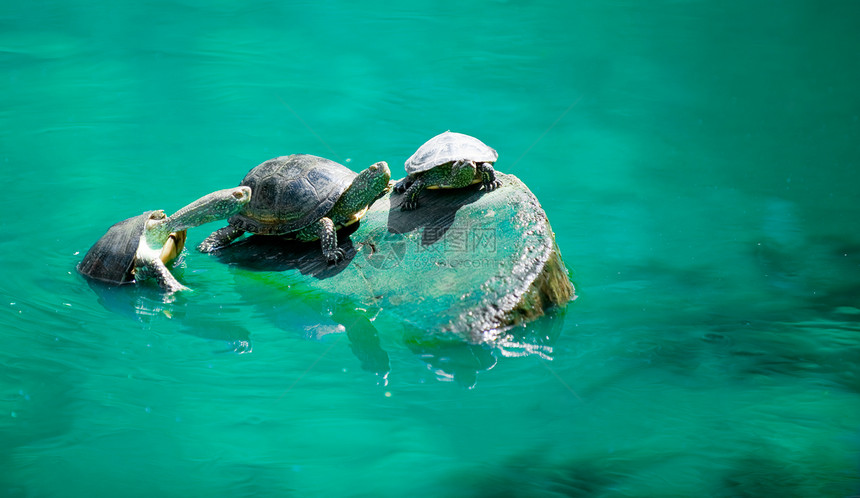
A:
395;131;501;211
78;187;251;293
198;154;391;264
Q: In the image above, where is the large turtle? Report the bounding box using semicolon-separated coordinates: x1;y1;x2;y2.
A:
394;131;501;210
198;154;391;263
78;187;251;293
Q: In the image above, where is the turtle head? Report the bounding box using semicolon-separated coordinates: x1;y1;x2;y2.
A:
149;186;252;242
330;161;391;225
192;186;253;223
355;161;391;202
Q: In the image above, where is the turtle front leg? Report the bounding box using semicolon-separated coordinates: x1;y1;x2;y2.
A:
393;176;414;194
300;217;345;264
197;225;245;253
145;257;189;293
477;162;502;191
401;177;427;211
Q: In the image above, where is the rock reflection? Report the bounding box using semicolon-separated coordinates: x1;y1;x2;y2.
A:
404;307;566;388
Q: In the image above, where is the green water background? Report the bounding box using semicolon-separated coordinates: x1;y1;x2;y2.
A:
2;1;860;496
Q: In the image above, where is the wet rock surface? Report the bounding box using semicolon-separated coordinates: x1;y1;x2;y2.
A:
216;173;575;343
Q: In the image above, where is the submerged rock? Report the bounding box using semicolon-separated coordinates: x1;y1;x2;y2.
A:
216;173;575;343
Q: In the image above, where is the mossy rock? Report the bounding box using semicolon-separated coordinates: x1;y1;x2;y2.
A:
215;173;575;343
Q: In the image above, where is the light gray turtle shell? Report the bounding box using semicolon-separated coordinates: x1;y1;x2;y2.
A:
404;131;498;175
229;154;356;235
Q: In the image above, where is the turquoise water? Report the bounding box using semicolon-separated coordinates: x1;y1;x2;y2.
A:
3;1;860;496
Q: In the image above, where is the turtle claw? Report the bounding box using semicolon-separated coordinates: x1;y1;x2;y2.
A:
401;200;419;211
196;240;219;254
166;282;190;293
483;179;502;191
325;247;346;264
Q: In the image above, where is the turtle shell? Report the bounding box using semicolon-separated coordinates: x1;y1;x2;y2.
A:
229;154;356;235
77;211;155;284
404;131;498;175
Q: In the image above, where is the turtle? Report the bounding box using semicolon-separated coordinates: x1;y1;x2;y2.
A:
78;186;252;293
198;154;391;263
394;131;501;211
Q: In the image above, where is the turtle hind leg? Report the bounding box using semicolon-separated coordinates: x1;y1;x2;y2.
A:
401;177;427;211
477;162;502;191
197;225;245;253
299;217;345;264
393;176;414;194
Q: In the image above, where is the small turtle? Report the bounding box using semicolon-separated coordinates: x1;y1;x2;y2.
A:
78;187;252;293
198;154;391;263
394;131;501;210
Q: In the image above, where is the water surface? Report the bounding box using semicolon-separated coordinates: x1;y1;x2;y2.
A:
2;1;859;496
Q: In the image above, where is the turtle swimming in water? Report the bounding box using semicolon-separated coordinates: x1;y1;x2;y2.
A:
198;154;391;263
394;131;501;211
78;187;252;293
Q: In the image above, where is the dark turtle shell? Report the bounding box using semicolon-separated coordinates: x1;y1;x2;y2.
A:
229;154;356;235
405;131;498;175
77;211;155;284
